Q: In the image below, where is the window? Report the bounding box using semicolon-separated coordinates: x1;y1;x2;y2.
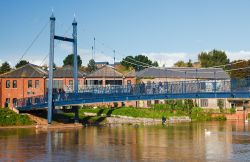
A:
13;80;17;88
6;80;10;88
28;80;32;88
105;80;122;85
5;98;10;107
35;80;39;88
127;80;131;85
69;80;73;86
200;99;208;107
13;98;17;107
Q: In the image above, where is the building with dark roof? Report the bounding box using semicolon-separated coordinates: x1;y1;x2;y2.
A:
0;64;48;108
136;67;229;80
95;61;109;68
134;67;231;109
85;65;135;86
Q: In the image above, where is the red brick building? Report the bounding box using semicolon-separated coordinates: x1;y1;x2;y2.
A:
0;64;136;108
0;64;47;108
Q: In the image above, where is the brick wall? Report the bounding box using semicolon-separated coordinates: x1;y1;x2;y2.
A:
1;78;45;108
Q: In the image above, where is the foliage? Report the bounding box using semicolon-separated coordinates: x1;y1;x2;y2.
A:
212;115;227;121
41;63;56;71
227;60;250;78
0;62;11;74
191;107;212;121
187;59;193;67
174;61;187;67
121;55;159;71
15;60;29;68
174;59;193;67
198;49;229;68
113;102;118;108
0;108;34;126
87;59;97;72
63;54;82;67
217;99;224;113
80;106;185;119
230;108;236;114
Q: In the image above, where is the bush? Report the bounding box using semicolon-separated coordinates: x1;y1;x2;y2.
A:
0;108;34;126
212;115;227;121
191;107;211;121
113;102;118;108
217;99;224;113
230;108;236;114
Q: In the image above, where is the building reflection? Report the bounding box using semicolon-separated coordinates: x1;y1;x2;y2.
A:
0;122;249;161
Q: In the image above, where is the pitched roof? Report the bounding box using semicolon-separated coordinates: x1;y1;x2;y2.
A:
0;64;47;78
136;67;230;79
87;65;124;78
96;61;109;65
53;65;86;78
125;70;136;77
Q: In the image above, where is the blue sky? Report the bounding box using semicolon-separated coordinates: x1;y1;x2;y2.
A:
1;0;250;67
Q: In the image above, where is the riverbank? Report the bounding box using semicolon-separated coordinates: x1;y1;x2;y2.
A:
0;105;238;128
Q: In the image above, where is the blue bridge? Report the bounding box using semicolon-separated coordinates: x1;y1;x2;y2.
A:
16;14;250;124
17;78;250;111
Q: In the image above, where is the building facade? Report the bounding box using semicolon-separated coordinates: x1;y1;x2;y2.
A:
0;64;136;108
135;67;232;109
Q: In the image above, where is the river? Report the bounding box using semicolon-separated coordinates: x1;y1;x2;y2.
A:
0;121;250;161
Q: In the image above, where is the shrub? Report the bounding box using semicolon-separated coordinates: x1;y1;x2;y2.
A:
217;99;224;113
191;107;211;121
230;108;236;114
0;108;34;126
113;102;118;108
212;115;227;121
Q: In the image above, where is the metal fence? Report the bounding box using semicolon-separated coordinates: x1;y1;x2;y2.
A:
16;78;250;110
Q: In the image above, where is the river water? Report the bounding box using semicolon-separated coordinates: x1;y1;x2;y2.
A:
0;121;250;162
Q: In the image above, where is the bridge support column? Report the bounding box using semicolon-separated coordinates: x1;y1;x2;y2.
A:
72;106;79;123
48;13;55;124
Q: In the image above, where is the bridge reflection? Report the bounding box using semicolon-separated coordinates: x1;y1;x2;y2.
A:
0;122;249;161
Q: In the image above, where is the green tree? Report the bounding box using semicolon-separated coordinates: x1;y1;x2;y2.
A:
63;54;82;67
87;59;97;72
15;60;29;68
227;60;250;78
174;60;187;67
187;59;193;67
198;49;229;67
121;55;158;71
0;62;11;74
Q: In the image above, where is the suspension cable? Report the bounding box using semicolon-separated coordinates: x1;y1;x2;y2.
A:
18;20;49;63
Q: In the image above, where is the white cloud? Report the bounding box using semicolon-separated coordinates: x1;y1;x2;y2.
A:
21;45;250;68
226;50;250;61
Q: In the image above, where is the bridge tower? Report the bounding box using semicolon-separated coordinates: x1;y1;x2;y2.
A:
48;13;79;124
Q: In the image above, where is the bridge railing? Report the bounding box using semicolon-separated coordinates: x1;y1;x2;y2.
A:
17;78;250;109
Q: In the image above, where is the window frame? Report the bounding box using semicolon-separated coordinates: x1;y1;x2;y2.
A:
6;80;10;88
35;80;39;88
28;80;32;88
13;80;17;88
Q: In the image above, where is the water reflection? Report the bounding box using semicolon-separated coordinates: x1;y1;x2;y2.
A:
0;121;250;161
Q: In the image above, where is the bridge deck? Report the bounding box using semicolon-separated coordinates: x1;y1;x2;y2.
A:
16;79;250;111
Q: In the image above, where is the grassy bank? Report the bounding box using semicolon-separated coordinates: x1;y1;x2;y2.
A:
79;107;186;119
79;104;227;122
0;108;34;126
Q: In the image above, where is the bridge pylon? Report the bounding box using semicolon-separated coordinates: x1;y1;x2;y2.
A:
48;13;79;124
